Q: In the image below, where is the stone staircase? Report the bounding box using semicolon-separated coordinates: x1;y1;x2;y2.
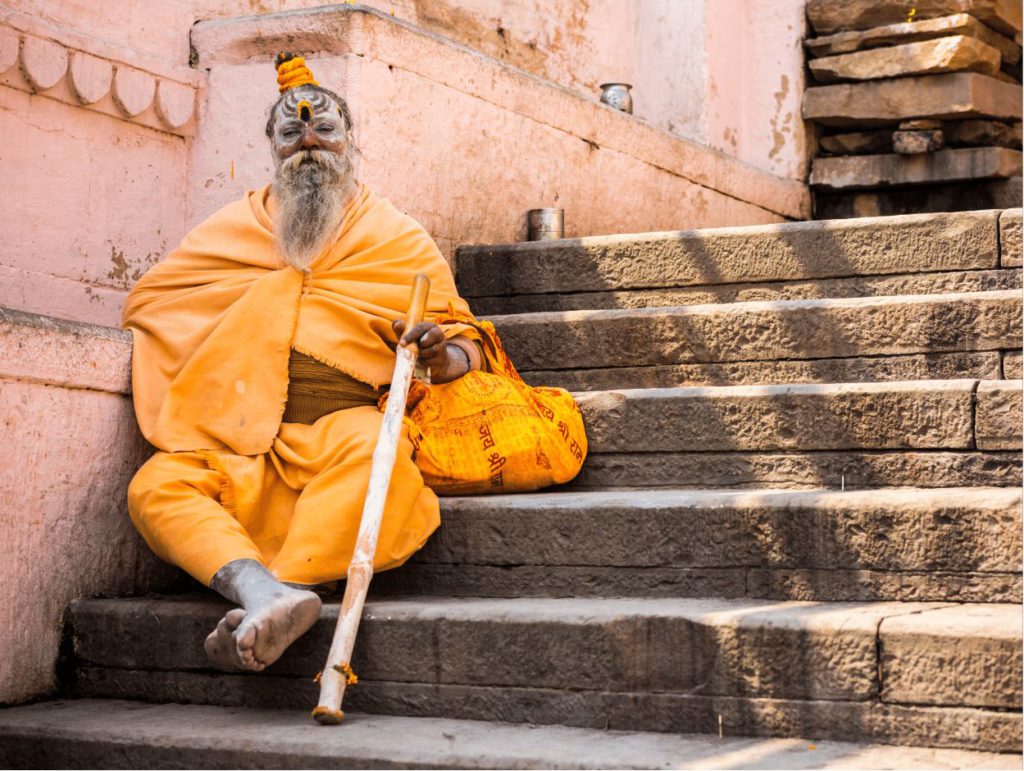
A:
0;209;1021;768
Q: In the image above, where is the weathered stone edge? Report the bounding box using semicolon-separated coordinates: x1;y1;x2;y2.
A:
0;306;131;394
70;671;1024;753
1000;208;1022;267
568;450;1023;490
375;563;1022;603
70;595;1019;707
456;209;1003;296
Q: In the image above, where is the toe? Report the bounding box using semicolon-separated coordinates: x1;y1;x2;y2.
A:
225;608;246;630
235;619;258;651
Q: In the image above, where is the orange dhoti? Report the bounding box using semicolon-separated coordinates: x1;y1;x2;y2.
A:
128;406;438;587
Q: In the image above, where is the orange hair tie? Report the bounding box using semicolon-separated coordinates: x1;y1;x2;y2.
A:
275;52;318;93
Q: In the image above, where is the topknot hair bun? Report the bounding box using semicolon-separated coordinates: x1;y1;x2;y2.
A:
275;52;318;93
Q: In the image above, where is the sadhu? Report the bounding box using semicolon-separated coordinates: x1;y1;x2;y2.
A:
123;53;586;675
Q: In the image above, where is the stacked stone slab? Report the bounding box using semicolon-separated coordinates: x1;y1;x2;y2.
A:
0;211;1021;767
804;1;1023;218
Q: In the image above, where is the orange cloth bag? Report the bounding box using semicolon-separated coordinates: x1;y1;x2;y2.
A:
389;309;588;495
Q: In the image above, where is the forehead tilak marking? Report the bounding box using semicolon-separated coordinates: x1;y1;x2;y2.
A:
279;89;336;122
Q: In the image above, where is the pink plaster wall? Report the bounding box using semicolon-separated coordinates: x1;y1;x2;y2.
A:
0;311;176;705
1;1;810;329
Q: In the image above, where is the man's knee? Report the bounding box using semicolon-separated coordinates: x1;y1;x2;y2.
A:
127;451;216;527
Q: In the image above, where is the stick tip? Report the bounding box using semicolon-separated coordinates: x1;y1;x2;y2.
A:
312;706;345;725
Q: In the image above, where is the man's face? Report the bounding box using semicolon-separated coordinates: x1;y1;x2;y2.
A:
270;87;350;166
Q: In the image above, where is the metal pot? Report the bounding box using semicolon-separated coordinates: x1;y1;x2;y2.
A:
599;83;633;114
526;208;565;241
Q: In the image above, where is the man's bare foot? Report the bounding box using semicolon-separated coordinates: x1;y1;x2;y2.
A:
233;589;321;670
204;559;323;672
204;608;247;670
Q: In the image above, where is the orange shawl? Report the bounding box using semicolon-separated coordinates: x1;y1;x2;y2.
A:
124;184;476;456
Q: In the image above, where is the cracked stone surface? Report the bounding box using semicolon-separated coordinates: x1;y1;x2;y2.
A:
490;291;1020;371
575;380;977;453
881;604;1023;708
976;379;1023;449
457;210;1000;297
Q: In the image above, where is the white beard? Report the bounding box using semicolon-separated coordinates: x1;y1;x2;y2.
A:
273;148;357;271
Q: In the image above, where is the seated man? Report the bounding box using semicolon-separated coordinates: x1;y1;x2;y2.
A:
124;54;484;673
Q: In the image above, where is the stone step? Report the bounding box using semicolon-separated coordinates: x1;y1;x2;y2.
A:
802;73;1022;127
1;700;1019;770
810;148;1023;192
575;379;1020;454
528;351;1011;392
370;487;1022;603
456;209;1007;300
67;597;1023;751
569;449;1023;491
487;291;1020;378
468;267;1020;316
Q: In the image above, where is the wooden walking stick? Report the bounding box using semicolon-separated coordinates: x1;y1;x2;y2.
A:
312;273;431;725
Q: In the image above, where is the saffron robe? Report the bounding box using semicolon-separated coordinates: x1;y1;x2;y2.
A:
124;183;478;586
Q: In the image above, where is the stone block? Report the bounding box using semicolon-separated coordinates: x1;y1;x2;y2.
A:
805;13;1023;66
814;178;1022;219
820;129;893;154
892;129;945;154
1000;207;1022;265
491;291;1021;372
947;119;1022;147
975;379;1023;449
72;595;948;702
528;351;1001;392
373;563;749;601
1004;350;1022;377
457;209;1001;298
880;604;1023;708
803;73;1022;127
472;269;1020;315
417;488;1022;575
575;380;976;453
378;562;1022;603
807;0;1022;36
810;147;1022;190
810;36;1001;84
0;308;131;394
568;451;1022;490
746;568;1021;603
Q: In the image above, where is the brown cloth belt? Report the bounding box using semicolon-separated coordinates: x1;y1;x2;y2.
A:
282;350;382;425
